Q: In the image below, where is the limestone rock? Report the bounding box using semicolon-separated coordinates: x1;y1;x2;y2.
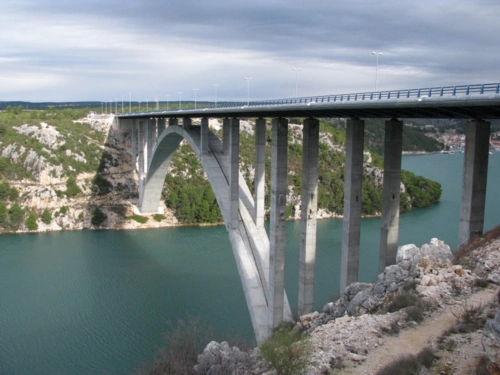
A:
483;312;500;363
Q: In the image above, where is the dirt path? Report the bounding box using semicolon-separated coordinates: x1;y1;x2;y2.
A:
340;287;496;375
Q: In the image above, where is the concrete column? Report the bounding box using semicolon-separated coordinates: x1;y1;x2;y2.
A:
229;118;240;230
298;118;320;315
223;118;230;154
138;121;145;204
147;119;155;168
379;119;403;273
458;120;491;246
201;117;209;154
183;117;191;130
131;119;137;173
340;119;365;292
157;118;166;137
269;117;288;330
168;118;178;127
254;118;266;228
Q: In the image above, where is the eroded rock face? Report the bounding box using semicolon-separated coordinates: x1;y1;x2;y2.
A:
483;312;500;364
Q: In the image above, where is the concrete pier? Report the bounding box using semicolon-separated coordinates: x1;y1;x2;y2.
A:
254;118;266;228
223;118;230;154
183;117;191;130
298;118;320;315
168;118;178;127
379;119;403;273
147;119;155;168
201;117;209;154
340;119;365;292
458;120;491;246
157;118;166;137
229;118;240;230
138;121;145;204
131;120;137;173
269;117;288;330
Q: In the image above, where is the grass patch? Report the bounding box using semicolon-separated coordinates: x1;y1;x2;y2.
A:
128;215;148;224
153;214;165;222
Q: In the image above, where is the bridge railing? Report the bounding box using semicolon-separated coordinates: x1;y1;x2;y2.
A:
120;83;500;115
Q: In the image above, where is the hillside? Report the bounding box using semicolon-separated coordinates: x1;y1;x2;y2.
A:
0;107;442;233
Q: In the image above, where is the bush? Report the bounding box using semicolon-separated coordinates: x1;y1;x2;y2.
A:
259;323;312;375
153;214;165;222
128;215;148;224
375;354;421;375
416;347;435;368
60;206;68;215
91;207;106;227
92;174;112;195
8;203;24;230
142;317;213;375
65;177;81;197
41;209;52;224
25;212;38;231
388;290;420;313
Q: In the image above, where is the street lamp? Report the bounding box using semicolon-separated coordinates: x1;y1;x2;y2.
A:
178;92;183;110
292;67;301;101
193;88;198;109
121;95;124;113
245;77;252;105
166;94;170;110
129;92;131;112
213;84;219;108
115;98;117;114
371;51;383;92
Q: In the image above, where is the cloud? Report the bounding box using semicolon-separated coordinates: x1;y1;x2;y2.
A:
1;0;499;101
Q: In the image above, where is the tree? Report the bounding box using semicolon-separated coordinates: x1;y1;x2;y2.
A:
25;213;38;231
41;209;52;224
91;207;106;227
0;180;9;200
0;201;7;227
65;177;81;197
8;203;24;230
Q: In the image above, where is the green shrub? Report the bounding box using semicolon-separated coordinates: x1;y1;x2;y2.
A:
8;203;24;230
153;214;164;222
259;323;312;375
416;347;435;368
405;305;425;323
41;209;52;224
91;207;106;227
59;206;68;215
374;354;421;375
92;174;112;195
25;212;38;231
128;215;148;224
388;290;419;313
65;177;81;197
0;201;7;226
9;187;18;201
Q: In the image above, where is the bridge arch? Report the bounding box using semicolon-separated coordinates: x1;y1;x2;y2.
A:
140;123;291;343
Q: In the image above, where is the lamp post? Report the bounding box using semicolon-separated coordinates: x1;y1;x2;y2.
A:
245;77;252;105
115;98;117;114
101;102;103;114
193;88;198;109
213;84;219;108
292;67;301;101
146;99;149;111
166;94;170;110
129;92;131;112
178;92;183;110
121;95;124;113
371;51;383;92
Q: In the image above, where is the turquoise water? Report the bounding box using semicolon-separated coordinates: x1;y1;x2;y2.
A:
0;152;498;374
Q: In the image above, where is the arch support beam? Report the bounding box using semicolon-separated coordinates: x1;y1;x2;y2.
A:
269;117;288;330
298;118;320;315
379;118;403;273
340;118;365;292
458;120;490;246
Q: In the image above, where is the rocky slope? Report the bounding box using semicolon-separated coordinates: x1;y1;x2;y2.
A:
194;234;500;375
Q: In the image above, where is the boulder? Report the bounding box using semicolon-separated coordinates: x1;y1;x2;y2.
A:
483;312;500;364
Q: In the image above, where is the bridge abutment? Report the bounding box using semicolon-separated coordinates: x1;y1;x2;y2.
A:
298;118;320;316
379;118;403;273
340;118;365;292
458;120;491;246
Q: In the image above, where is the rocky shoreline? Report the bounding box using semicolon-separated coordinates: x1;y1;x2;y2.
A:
193;236;500;375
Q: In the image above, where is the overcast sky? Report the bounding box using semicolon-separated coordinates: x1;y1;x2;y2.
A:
1;0;499;103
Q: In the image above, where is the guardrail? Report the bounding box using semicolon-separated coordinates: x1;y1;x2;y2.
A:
119;82;500;115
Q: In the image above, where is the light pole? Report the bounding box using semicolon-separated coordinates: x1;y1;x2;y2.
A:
146;99;149;111
139;101;141;110
129;92;131;112
178;92;182;110
371;51;383;92
155;98;159;110
121;95;124;113
166;94;170;110
115;98;117;113
292;67;301;101
245;77;252;105
213;84;219;108
101;102;103;114
193;88;198;109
